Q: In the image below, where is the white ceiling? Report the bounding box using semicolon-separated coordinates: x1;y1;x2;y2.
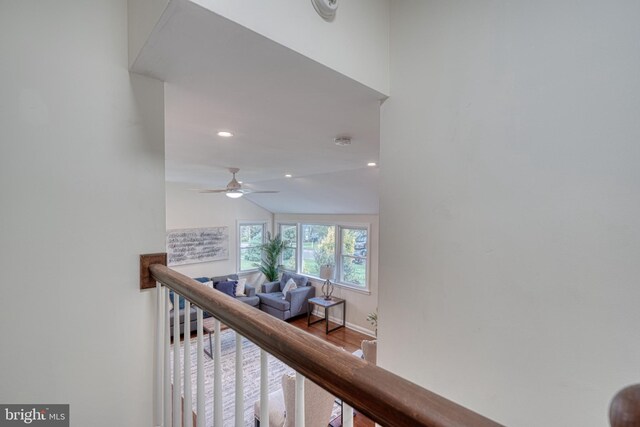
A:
131;0;385;214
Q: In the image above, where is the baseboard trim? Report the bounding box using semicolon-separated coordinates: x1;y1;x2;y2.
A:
311;308;376;338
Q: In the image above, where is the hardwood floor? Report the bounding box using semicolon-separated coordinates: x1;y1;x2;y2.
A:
289;315;371;352
289;315;376;427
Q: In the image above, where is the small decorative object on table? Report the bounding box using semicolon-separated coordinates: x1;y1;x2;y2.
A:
320;264;335;300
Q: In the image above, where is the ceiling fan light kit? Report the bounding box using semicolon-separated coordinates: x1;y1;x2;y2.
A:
226;191;243;199
199;167;279;199
311;0;338;21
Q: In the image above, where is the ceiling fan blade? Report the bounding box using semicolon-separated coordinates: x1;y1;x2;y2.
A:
198;189;229;193
247;190;279;194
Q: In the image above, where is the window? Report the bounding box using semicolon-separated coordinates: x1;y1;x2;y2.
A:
340;228;367;286
301;224;336;278
276;222;370;289
238;222;265;272
279;224;298;271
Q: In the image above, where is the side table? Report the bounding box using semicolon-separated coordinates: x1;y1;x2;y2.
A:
202;317;228;358
307;297;346;334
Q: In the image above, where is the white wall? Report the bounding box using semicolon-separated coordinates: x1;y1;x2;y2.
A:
128;0;170;67
191;0;390;96
379;1;640;426
166;182;273;281
0;2;165;426
275;214;378;335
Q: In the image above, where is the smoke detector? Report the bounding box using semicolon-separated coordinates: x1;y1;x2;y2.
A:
334;136;351;146
311;0;338;21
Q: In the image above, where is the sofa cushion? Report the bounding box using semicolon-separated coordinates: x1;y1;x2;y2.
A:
169;291;186;310
212;274;239;285
169;306;197;327
254;389;285;427
215;280;237;297
280;272;308;289
258;292;290;311
237;295;260;307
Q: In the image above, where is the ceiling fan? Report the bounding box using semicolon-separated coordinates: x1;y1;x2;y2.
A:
199;168;279;199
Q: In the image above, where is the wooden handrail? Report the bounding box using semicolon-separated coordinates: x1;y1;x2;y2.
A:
610;384;640;427
150;264;503;427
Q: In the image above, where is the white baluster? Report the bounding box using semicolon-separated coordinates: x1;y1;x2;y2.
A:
235;332;244;427
260;350;269;427
183;300;192;427
343;403;354;427
214;319;223;426
196;308;204;427
173;294;181;427
295;373;305;427
164;287;171;427
155;283;164;427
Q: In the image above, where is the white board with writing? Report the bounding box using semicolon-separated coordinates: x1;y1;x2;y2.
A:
166;227;229;266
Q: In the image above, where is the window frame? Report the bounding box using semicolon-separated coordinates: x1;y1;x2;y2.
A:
275;221;370;291
338;226;369;287
237;221;267;273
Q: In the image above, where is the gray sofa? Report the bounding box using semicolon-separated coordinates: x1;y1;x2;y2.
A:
257;272;315;320
170;274;259;336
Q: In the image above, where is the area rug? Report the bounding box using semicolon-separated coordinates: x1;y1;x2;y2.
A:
170;329;340;426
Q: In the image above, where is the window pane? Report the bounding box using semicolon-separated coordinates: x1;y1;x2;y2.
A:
341;256;366;286
282;247;296;270
240;224;263;247
341;228;367;286
239;223;264;271
240;247;261;271
280;224;297;271
301;224;335;277
281;225;297;246
341;228;367;257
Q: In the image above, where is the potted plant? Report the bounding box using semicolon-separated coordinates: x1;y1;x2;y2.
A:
257;232;288;282
367;309;378;336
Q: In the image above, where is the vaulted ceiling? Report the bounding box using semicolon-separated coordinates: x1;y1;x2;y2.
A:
131;0;385;214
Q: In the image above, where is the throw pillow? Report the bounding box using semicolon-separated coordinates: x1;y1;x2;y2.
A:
215;280;237;297
282;278;297;298
232;277;247;296
201;280;213;288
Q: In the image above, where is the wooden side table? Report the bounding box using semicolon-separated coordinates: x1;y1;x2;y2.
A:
307;297;346;334
202;317;228;358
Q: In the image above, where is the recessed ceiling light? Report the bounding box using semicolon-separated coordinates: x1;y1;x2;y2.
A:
217;131;233;137
285;174;292;178
367;162;377;167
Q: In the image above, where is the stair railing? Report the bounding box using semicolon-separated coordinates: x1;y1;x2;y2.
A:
142;255;502;427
